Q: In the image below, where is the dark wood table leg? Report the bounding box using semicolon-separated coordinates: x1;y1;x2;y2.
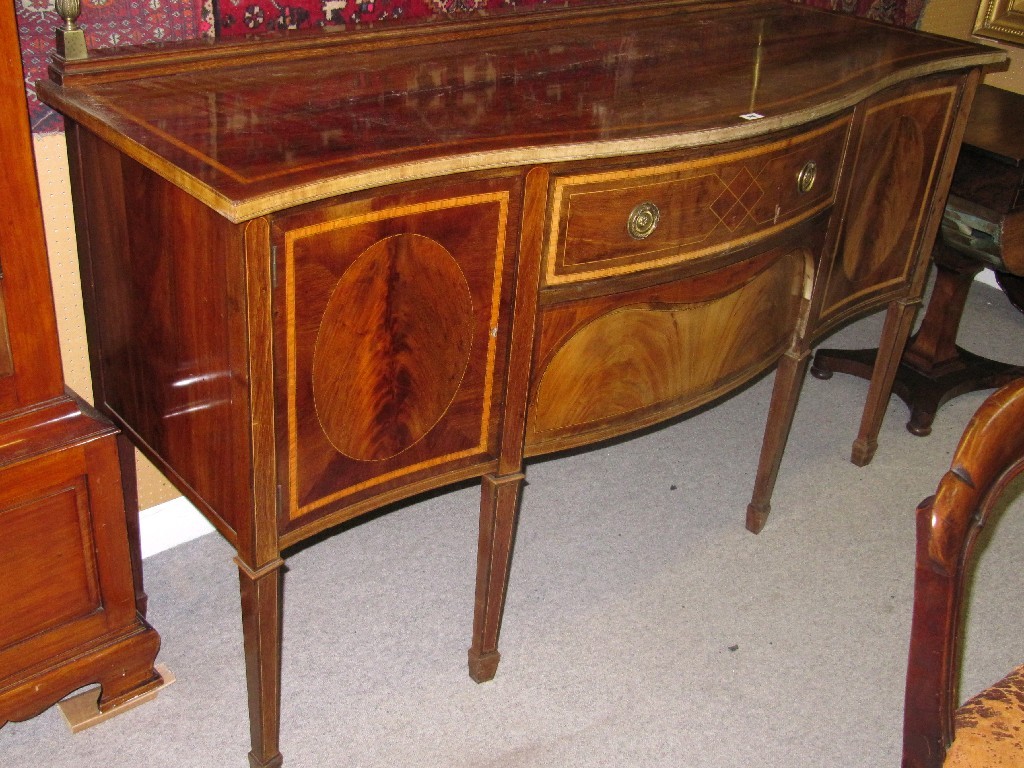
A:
812;243;1024;439
747;345;811;533
237;557;286;768
468;472;524;683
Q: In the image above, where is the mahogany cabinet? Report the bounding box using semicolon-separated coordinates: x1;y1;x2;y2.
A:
37;1;1004;764
0;0;160;729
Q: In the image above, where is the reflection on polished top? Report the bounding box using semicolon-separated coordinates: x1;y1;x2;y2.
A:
39;0;1000;220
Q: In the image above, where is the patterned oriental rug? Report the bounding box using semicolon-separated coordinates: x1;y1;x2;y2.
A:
214;0;572;36
794;0;925;29
213;0;926;36
16;0;926;134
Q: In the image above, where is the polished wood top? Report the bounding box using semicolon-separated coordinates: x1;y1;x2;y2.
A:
39;0;1003;221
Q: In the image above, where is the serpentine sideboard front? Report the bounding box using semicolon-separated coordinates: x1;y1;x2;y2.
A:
39;1;1003;764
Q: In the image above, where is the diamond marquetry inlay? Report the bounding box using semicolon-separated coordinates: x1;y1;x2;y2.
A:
710;186;740;221
727;167;757;195
738;175;765;210
710;165;766;232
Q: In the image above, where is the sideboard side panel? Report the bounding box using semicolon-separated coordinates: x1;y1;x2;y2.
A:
69;127;251;540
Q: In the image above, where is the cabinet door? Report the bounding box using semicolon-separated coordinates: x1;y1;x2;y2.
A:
273;176;522;536
815;77;962;329
526;245;811;456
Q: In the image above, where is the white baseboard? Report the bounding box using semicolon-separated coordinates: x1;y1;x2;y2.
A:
139;496;214;559
976;270;999;289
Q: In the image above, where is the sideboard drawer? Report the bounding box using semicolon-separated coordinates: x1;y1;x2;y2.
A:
544;117;851;286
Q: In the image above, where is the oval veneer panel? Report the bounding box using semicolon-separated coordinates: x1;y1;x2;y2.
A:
312;233;474;462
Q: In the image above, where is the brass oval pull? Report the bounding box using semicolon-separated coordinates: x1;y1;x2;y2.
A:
797;161;818;194
627;201;660;240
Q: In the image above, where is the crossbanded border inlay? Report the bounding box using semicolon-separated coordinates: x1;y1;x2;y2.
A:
284;192;509;521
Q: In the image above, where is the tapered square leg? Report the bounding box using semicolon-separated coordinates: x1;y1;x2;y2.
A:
850;300;919;466
468;472;524;683
747;347;811;533
237;557;285;768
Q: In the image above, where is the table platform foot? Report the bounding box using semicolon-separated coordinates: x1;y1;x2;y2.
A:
810;346;875;382
811;345;1024;437
57;663;174;734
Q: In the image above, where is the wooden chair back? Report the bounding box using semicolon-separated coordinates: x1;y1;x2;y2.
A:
902;377;1024;767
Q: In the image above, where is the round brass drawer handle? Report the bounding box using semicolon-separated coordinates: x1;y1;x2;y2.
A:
627;201;661;240
797;161;818;194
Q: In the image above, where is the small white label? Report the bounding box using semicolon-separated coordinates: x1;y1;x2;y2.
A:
740;112;765;121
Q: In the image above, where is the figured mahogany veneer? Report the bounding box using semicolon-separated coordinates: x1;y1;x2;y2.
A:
527;245;811;453
277;180;519;524
38;2;1005;765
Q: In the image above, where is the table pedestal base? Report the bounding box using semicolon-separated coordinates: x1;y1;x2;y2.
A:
811;344;1023;436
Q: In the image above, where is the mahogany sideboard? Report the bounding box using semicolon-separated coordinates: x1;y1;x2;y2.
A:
0;0;161;731
38;1;1004;764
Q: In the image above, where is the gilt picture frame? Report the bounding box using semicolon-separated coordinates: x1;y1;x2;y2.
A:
975;0;1024;47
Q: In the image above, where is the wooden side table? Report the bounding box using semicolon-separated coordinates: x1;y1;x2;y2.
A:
811;84;1024;438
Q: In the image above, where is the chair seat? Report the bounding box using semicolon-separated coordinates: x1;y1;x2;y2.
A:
946;663;1024;767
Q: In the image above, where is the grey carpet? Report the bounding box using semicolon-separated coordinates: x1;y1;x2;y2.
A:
3;281;1023;768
